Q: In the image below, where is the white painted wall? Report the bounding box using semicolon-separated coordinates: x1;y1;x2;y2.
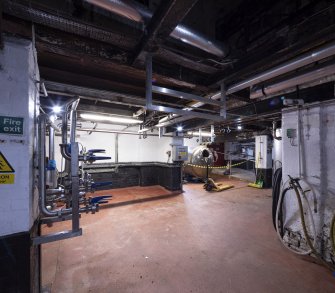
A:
0;38;39;236
54;123;196;169
282;101;335;259
184;136;201;154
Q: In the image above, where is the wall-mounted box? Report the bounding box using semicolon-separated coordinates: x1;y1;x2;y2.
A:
172;145;188;161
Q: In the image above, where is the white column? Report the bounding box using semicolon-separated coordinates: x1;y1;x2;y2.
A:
0;37;40;236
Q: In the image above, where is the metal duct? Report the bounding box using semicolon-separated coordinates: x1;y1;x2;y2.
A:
227;41;335;95
84;0;226;57
250;63;335;99
170;25;226;57
3;0;137;49
85;0;143;22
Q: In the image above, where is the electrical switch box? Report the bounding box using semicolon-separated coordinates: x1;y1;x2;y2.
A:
286;128;297;139
172;145;188;161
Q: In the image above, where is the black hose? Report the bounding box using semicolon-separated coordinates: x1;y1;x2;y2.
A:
272;167;282;230
278;187;290;237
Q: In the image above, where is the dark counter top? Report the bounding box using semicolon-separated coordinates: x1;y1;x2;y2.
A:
83;162;181;173
83;162;182;191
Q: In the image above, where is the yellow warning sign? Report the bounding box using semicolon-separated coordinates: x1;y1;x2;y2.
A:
0;174;15;184
0;152;15;173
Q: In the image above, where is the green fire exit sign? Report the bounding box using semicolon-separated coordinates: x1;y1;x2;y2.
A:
0;116;24;135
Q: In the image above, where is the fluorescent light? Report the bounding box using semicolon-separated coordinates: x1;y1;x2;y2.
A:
52;106;62;113
177;126;183;132
187;131;213;137
80;113;142;124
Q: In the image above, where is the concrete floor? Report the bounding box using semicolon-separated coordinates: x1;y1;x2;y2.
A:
42;179;335;293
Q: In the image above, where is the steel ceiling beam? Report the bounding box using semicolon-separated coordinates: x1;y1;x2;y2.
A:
131;0;199;64
43;81;218;114
145;54;224;122
152;85;223;107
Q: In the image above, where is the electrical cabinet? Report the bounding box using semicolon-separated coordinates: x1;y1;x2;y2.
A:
172;145;188;161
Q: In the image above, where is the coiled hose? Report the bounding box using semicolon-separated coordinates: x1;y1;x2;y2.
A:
276;176;335;271
289;178;335;271
275;177;316;255
331;213;335;255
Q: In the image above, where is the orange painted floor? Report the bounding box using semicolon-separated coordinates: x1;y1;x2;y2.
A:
41;179;335;293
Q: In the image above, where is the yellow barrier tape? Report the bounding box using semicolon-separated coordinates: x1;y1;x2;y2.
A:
184;160;252;169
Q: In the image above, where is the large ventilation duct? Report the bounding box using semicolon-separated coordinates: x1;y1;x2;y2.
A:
85;0;226;57
85;0;143;22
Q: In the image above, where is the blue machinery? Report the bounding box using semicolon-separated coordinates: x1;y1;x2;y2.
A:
33;99;112;245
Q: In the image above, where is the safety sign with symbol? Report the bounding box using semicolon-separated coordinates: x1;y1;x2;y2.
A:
0;152;15;184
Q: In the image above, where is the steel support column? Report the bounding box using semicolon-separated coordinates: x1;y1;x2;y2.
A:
220;83;227;119
145;53;153;108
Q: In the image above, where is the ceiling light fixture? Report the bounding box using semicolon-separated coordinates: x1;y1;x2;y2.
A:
177;126;183;132
237;125;242;130
52;106;62;113
187;131;213;137
80;113;142;124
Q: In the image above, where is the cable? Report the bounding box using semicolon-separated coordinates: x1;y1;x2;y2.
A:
272;167;282;230
275;176;316;256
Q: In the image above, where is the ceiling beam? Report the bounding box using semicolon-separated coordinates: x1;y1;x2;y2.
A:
131;0;199;64
43;81;217;112
35;41;209;93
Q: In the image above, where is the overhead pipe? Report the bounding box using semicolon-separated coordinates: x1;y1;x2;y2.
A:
250;63;335;99
159;42;335;128
77;127;173;136
85;0;227;57
227;41;335;95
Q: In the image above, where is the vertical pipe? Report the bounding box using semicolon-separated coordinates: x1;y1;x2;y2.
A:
297;108;302;178
70;110;77;144
39;115;46;212
71;141;80;231
210;125;215;143
115;133;119;163
48;126;57;188
220;83;227;119
145;53;153;108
